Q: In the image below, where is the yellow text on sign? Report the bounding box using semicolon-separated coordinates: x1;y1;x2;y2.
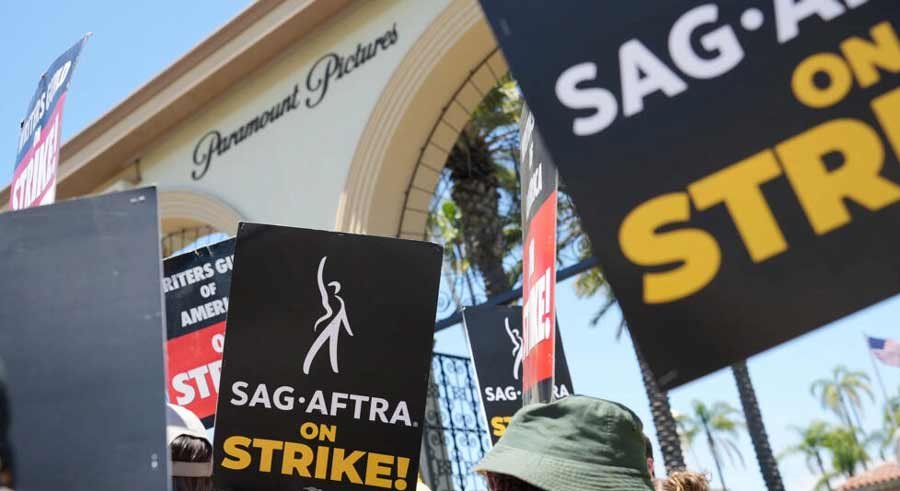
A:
619;21;900;305
490;416;513;438
219;424;412;490
620;88;900;304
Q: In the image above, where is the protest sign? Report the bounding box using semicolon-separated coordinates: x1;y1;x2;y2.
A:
519;105;559;404
164;238;235;429
11;35;88;210
481;1;900;388
212;223;443;490
463;305;573;445
0;188;168;490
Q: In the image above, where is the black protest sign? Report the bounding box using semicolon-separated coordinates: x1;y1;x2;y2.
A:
213;223;443;490
0;188;168;490
463;305;573;445
164;238;235;428
481;1;900;388
519;106;560;405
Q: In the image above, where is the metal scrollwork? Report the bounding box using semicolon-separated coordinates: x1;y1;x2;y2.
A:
421;353;490;491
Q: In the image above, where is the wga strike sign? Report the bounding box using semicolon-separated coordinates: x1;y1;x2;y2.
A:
481;1;900;388
213;224;442;490
463;305;574;445
163;238;235;428
10;36;87;210
519;106;559;405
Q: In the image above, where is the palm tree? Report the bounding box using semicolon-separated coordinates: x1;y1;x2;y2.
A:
836;367;876;434
428;78;692;473
442;78;522;296
575;241;779;485
823;427;869;478
811;366;874;433
864;396;900;460
779;421;834;491
677;400;746;490
633;328;687;473
573;263;686;473
732;361;785;490
811;365;874;468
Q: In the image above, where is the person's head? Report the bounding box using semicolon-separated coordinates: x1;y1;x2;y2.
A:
484;472;543;490
662;471;710;491
475;395;654;490
166;404;213;491
643;434;655;479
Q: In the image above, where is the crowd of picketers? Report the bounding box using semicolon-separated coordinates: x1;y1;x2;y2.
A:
0;374;712;491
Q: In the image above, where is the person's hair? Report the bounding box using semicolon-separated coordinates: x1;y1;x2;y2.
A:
662;471;710;491
171;435;213;491
0;370;13;489
485;472;544;491
643;434;653;459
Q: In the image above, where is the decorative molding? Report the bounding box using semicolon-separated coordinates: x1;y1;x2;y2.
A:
158;189;243;236
335;0;497;237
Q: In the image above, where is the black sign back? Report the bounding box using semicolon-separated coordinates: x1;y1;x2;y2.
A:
212;223;443;490
0;188;168;490
463;305;574;445
481;1;900;388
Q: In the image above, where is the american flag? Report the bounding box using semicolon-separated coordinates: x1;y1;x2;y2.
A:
868;336;900;367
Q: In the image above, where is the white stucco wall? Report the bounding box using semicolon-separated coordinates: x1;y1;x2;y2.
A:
139;0;451;230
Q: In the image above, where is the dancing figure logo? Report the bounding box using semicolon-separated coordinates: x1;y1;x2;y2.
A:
505;317;523;381
302;256;353;374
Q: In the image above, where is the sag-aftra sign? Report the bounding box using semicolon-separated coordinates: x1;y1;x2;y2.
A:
212;224;442;490
481;1;900;388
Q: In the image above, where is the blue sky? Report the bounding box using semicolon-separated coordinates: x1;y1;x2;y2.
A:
3;2;900;490
0;1;251;184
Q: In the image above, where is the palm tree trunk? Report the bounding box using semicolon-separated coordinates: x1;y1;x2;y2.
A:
815;451;833;491
836;392;869;470
731;361;785;490
848;405;871;468
632;334;686;473
447;133;509;297
704;423;728;490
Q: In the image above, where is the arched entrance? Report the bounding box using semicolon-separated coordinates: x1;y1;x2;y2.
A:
336;0;507;238
158;189;243;256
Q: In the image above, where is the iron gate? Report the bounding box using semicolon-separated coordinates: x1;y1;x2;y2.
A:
421;353;491;491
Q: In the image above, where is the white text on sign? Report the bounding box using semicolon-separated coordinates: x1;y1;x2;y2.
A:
619;21;900;304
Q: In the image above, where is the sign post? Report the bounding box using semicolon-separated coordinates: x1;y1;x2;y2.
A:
11;35;88;210
163;238;235;430
482;1;900;388
519;106;559;405
463;305;573;445
212;223;443;490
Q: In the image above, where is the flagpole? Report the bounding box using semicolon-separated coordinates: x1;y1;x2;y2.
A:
864;333;898;429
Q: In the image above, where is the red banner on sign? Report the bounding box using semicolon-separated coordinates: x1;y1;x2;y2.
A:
166;321;226;421
521;191;557;402
10;96;64;210
520;105;559;405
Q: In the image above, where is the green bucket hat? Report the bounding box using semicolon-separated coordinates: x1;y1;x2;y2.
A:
474;395;653;491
